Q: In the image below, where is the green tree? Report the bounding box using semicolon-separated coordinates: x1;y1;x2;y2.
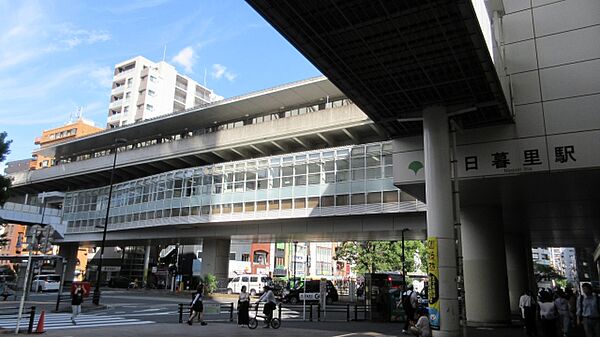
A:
334;240;427;275
534;263;567;284
0;132;12;247
200;273;218;294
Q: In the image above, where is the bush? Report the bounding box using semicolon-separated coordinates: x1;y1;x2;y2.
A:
201;274;217;294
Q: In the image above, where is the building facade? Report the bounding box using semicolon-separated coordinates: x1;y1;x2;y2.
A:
107;56;221;128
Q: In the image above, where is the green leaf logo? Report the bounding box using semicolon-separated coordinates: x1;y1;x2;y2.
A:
408;161;424;175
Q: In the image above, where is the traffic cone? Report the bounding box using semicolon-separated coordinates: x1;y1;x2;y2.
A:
35;310;46;334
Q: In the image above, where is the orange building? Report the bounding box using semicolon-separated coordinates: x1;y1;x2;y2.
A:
31;118;103;169
0;224;26;269
250;243;271;275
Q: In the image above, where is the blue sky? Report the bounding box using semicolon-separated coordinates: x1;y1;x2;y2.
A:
0;0;320;170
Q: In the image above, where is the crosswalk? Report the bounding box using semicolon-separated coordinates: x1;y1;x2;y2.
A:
0;313;155;331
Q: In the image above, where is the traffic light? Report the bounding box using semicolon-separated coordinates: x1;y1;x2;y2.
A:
39;227;54;254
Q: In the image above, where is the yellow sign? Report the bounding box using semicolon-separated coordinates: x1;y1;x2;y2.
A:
426;237;440;329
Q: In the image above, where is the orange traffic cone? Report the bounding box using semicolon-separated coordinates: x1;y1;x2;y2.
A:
35;310;46;334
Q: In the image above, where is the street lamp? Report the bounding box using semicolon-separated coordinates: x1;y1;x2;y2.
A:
401;228;410;290
92;138;127;305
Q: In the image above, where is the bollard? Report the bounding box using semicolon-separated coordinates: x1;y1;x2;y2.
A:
27;306;36;334
347;304;350;322
229;302;234;322
317;303;321;322
278;303;282;321
178;303;183;323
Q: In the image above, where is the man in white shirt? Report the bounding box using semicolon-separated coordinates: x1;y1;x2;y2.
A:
519;290;537;336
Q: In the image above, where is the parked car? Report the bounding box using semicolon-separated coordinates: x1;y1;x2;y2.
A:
108;276;130;288
31;274;61;292
283;280;339;305
226;274;271;296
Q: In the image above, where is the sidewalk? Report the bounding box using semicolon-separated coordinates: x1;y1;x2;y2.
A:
5;320;581;337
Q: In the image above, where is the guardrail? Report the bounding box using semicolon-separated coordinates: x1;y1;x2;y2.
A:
178;302;234;323
0;306;36;333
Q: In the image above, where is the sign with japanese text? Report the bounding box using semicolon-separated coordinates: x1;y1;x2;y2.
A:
426;237;440;330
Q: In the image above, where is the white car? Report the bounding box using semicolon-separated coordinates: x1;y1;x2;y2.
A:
31;274;61;292
227;274;271;296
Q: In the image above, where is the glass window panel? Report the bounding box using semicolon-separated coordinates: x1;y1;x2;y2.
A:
282;166;293;176
191;206;200;215
308;163;320;173
244;202;255;212
294;198;306;208
211;204;221;214
382;142;392;153
366;155;381;167
366;144;380;154
257;169;268;179
351;147;364;156
294;175;306;186
383;191;399;203
181;207;190;216
308;174;320;185
366;167;381;180
234;182;244;192
246;172;256;180
146;211;155;219
222;204;232;213
201;205;211;215
258;179;268;190
336;195;349;206
307;197;319;208
268;200;279;211
171;208;180;217
323;160;335;171
246;181;256;191
351;157;365;168
174;189;182;198
282;177;293;187
337;171;349;182
336;159;349;170
384;166;393;178
295;164;307;175
352;169;365;180
325;172;335;183
383;154;393;166
233;203;243;213
213;184;222;194
271;167;281;178
272;178;280;188
281;199;292;210
367;192;382;204
256;201;267;211
351;193;365;205
321;196;334;207
235;172;244;182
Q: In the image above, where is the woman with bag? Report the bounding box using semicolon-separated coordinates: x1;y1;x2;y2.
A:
539;292;558;337
238;285;250;327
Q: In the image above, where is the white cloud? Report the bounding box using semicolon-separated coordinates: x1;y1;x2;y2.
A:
88;66;113;88
171;46;196;73
211;63;236;82
57;26;111;49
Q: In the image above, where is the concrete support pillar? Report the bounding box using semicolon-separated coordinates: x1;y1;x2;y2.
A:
142;244;151;286
201;238;230;284
423;105;459;337
58;243;79;285
505;233;530;314
462;206;511;325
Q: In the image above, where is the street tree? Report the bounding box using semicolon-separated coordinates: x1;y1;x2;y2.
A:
0;132;13;247
334;240;427;275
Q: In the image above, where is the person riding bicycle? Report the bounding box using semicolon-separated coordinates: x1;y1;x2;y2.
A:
257;285;277;328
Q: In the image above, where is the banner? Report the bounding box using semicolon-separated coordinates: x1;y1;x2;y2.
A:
426;237;440;330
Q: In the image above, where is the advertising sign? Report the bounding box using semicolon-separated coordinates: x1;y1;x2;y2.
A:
203;303;221;315
426;237;440;330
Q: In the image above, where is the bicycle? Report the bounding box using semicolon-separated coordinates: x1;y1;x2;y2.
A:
248;302;281;329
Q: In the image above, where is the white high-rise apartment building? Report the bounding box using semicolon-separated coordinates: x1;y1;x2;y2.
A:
106;56;222;128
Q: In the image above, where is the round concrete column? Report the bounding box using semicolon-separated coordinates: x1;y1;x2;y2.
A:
505;232;530;314
423;105;459;337
58;243;79;285
201;238;231;284
462;206;511;325
142;244;151;286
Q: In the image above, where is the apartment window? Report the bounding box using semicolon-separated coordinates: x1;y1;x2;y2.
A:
123;106;129;114
146;104;154;112
125;92;131;100
148;89;156;97
127;78;133;88
149;75;157;83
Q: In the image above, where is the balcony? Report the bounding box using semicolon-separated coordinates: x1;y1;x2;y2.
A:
175;82;187;91
112;86;125;95
113;68;134;80
109;99;124;109
107;113;121;123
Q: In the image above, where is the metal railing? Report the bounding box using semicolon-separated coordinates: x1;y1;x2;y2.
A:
178;302;234;323
0;306;36;333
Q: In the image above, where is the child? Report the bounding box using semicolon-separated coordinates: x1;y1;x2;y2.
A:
409;308;432;337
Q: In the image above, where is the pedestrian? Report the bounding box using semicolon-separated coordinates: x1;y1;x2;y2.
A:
257;285;277;328
520;290;538;336
409;308;431;337
0;279;11;301
238;285;250;327
577;283;600;337
71;284;86;325
402;285;418;335
187;283;207;326
539;291;558;337
554;290;571;337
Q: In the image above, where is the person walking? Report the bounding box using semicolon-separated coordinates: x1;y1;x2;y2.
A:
577;283;600;337
409;308;432;337
402;285;418;334
257;285;277;328
238;285;250;327
554;290;571;337
187;283;207;326
520;290;538;336
539;291;558;337
71;284;86;325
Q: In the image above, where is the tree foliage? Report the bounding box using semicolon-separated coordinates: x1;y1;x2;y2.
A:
534;263;566;284
334;240;427;275
0;131;12;206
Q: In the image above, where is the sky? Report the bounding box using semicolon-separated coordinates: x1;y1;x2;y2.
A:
0;0;321;170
